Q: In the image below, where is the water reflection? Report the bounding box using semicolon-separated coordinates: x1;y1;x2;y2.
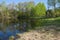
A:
0;22;27;40
0;30;20;40
0;23;20;40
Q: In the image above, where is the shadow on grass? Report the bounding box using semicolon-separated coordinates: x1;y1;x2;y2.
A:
31;18;60;32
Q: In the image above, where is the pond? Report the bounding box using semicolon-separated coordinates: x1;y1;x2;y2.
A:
0;30;20;40
0;23;25;40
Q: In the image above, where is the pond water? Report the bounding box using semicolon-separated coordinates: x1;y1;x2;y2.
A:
0;23;25;40
0;30;20;40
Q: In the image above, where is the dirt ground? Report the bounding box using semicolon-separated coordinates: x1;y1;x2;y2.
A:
9;25;60;40
15;30;60;40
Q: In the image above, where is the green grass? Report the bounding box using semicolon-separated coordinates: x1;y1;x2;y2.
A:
31;17;60;31
40;17;60;26
42;17;60;26
25;17;60;31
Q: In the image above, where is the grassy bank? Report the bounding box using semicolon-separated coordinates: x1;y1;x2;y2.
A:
27;17;60;31
40;17;60;26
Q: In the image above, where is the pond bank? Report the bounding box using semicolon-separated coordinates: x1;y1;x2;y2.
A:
10;29;60;40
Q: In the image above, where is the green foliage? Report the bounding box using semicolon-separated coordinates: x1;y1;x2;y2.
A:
30;3;46;28
33;3;46;17
47;0;60;17
0;0;60;31
55;8;60;17
0;1;46;31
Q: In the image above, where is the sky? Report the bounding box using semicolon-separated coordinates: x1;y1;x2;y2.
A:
0;0;47;9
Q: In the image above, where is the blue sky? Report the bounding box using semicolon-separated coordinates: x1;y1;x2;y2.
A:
0;0;47;9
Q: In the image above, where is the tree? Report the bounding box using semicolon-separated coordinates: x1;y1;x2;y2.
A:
16;1;35;30
30;3;46;28
34;2;46;17
47;0;57;17
47;0;60;17
0;1;9;32
47;0;57;10
57;0;60;7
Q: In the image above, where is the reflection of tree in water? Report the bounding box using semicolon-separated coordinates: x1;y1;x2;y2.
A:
16;17;31;31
